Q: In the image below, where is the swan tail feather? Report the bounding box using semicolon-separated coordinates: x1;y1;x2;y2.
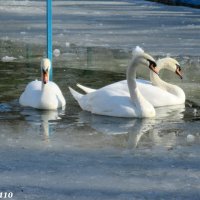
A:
69;87;83;102
76;83;95;93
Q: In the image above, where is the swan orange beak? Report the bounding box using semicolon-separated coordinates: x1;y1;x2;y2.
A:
147;59;159;75
43;71;48;84
149;64;159;75
176;67;183;79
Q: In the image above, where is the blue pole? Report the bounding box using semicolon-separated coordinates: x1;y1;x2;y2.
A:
47;0;53;81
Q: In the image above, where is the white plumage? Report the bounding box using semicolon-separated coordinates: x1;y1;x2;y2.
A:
19;58;66;110
76;57;185;107
69;47;158;118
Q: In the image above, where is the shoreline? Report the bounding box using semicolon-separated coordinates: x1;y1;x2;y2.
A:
147;0;200;8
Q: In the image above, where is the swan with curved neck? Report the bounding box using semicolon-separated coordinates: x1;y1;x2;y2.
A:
147;57;185;106
76;55;185;107
19;58;66;110
69;48;158;118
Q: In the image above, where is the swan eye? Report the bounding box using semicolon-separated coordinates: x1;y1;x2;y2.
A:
147;59;156;68
147;59;158;74
175;64;183;79
176;64;181;72
43;69;48;73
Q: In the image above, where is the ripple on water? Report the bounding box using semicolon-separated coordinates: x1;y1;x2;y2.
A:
0;103;11;112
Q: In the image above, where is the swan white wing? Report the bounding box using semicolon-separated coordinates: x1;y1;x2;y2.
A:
137;81;184;107
77;80;149;94
106;79;178;106
76;79;183;107
19;80;42;108
47;82;66;108
89;89;137;118
77;80;128;94
77;83;96;93
70;82;140;118
20;81;66;109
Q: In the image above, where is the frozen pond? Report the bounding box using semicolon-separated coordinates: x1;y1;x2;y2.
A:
0;0;200;200
1;0;200;55
1;61;200;199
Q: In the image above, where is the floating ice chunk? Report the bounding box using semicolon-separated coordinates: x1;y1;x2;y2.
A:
65;42;70;47
19;56;24;59
193;108;198;116
53;49;61;57
132;46;144;56
186;134;195;143
20;32;27;35
1;56;16;62
0;103;11;112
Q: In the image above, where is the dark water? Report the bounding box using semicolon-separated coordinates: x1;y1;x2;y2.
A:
147;0;200;8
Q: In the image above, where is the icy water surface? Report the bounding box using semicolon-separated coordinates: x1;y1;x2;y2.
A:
0;0;200;200
1;0;200;56
0;59;200;200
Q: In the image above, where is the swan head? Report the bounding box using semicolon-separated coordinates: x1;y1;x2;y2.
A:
132;46;158;74
157;57;183;79
146;55;158;75
41;58;51;84
136;53;158;75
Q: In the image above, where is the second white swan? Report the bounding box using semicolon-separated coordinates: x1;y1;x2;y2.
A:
76;56;185;107
69;48;158;118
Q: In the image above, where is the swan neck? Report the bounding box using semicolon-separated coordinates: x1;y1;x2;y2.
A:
150;67;185;100
126;60;137;100
150;70;164;87
126;58;155;117
150;59;176;91
126;59;146;105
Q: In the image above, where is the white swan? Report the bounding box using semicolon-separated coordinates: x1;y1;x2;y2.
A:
147;57;185;106
76;57;185;107
19;58;66;110
69;48;158;118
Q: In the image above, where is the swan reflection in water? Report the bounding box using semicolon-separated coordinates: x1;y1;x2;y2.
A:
78;104;185;149
20;103;185;148
20;108;65;142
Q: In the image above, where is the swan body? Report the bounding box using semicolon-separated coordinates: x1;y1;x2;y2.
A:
76;57;185;107
19;58;66;110
69;47;158;118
